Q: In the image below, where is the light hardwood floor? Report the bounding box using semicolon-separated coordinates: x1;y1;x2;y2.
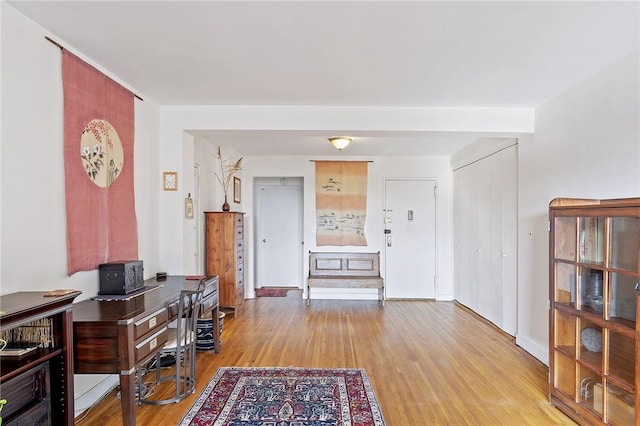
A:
75;291;574;425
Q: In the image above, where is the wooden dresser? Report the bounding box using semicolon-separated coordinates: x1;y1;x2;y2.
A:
205;212;245;313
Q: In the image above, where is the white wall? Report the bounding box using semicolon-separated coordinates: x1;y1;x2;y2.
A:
158;105;533;277
241;154;455;300
1;2;161;411
517;52;640;363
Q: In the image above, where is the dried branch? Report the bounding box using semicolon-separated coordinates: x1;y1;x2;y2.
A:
214;146;243;195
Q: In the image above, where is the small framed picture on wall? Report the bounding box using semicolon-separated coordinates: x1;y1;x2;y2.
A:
233;176;241;203
163;172;177;191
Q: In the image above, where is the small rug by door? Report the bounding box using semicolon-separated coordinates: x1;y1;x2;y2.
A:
179;367;386;425
255;287;289;297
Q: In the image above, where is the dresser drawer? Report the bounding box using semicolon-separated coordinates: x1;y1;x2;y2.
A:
134;308;168;340
135;326;167;364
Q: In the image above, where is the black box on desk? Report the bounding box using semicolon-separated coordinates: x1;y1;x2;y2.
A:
99;260;144;295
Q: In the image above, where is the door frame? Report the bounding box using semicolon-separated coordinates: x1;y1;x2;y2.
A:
383;177;438;299
194;163;203;275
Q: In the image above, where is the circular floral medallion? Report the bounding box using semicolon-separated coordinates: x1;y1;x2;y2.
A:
80;119;124;188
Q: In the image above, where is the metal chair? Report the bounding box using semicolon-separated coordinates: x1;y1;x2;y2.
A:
138;285;204;405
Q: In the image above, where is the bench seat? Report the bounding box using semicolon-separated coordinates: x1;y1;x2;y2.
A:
307;252;384;306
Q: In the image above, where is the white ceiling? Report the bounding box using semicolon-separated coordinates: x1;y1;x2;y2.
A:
8;0;639;156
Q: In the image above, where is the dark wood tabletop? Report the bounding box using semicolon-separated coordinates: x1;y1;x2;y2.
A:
72;276;211;322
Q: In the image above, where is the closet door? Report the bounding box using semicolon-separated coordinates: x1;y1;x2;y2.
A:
453;167;464;304
453;142;518;335
500;145;518;335
454;162;479;310
477;157;493;322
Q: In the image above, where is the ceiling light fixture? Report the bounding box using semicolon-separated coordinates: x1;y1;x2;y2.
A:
329;136;352;150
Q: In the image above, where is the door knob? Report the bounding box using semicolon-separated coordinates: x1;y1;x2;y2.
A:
263;239;266;243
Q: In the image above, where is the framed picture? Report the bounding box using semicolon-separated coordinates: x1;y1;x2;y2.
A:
163;172;177;191
185;194;194;219
233;176;241;203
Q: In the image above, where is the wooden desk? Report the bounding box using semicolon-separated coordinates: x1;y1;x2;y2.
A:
73;276;219;426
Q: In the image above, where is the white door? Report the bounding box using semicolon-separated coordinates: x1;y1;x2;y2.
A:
384;179;436;299
452;143;518;336
501;145;518;336
257;185;303;287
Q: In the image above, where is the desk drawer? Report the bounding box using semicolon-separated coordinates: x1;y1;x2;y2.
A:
202;290;219;313
134;308;168;340
135;326;167;364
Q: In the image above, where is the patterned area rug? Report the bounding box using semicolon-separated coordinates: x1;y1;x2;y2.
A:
179;367;386;425
255;287;289;297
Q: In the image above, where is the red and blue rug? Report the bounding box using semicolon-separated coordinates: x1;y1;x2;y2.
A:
179;367;386;425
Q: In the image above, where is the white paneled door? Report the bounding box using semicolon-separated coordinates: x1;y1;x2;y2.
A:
452;143;518;336
384;179;437;299
257;185;303;288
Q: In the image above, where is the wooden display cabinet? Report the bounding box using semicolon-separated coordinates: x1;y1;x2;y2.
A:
549;198;639;425
0;291;81;425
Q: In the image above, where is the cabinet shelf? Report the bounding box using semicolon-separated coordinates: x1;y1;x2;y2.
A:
549;198;640;425
578;352;603;373
555;345;575;358
0;347;62;382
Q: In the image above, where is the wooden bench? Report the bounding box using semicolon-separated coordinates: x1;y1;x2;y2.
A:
307;251;385;306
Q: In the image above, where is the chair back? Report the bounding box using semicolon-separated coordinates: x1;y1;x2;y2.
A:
172;288;204;352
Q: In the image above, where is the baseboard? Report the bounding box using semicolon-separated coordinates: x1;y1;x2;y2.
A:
74;375;119;418
436;293;454;301
515;333;549;366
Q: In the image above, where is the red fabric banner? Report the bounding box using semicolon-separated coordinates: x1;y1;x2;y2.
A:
63;51;138;275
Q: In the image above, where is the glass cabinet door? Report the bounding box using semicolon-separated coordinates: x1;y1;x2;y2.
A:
579;266;604;316
554;262;576;307
553;310;577;397
610;217;639;272
609;272;637;326
555;216;577;261
579;217;605;265
602;381;634;425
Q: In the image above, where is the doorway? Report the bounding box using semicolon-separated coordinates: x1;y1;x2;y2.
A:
384;179;437;299
255;177;304;288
